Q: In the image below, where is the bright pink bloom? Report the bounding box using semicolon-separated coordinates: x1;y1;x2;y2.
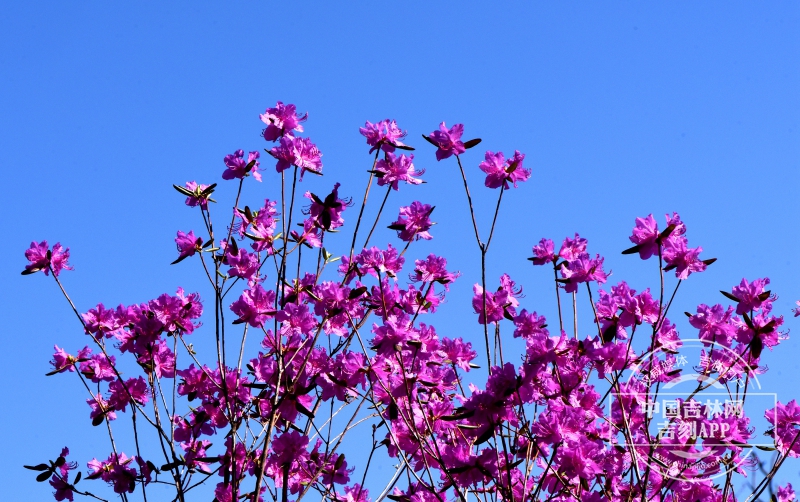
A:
663;237;706;279
392;201;434;242
304;183;349;230
558;234;588;261
260;101;306;141
230;284;277;328
175;230;202;260
478;150;530;189
183;181;211;209
411;254;459;287
429;122;466;160
270;136;323;179
628;214;659;260
222;149;261;182
777;483;796;502
23;241;72;276
530;238;555;265
731;277;771;314
50;345;76;373
375;152;423;190
359;119;407;153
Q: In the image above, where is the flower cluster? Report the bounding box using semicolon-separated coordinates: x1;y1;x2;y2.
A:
24;103;799;502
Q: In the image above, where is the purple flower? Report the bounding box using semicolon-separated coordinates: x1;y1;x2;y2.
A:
560;253;608;293
23;241;73;276
270;136;323;179
260;101;307;141
558;234;587;261
428;122;466;161
411;254;460;287
662;237;706;279
530;238;555;265
183;181;212;209
230;284;277;328
304;183;350;230
628;214;660;260
359;119;407;153
375;152;424;190
730;277;771;315
225;247;259;280
478;150;530;189
175;230;202;261
50;345;76;374
777;483;796;502
391;201;434;242
222;149;261;182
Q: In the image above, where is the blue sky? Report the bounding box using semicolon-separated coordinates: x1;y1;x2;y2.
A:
1;2;799;498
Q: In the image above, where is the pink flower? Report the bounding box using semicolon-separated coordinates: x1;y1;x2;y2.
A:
174;230;202;261
108;377;149;412
359;119;407;153
230;284;277;328
778;483;796;502
628;214;660;260
50;345;76;374
411;254;459;287
182;181;212;209
375;152;423;190
222;149;261;182
260;101;307;141
270;136;323;179
428;122;466;161
225;246;259;280
663;237;706;279
303;183;350;230
478;150;530;189
558;234;587;261
23;241;72;276
529;238;555;265
560;253;608;293
391;201;434;242
730;277;771;314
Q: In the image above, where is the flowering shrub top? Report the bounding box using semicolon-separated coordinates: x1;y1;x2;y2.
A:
23;103;800;502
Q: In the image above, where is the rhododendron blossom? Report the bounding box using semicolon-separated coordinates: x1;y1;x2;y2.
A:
23;103;799;502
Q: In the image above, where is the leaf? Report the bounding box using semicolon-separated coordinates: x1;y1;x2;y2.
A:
295;401;315;419
421;134;438;147
171;254;189;265
23;464;50;471
387;402;399;420
658;224;676;240
621;245;640;255
463;138;482;149
756;445;777;451
92;415;105;426
758;290;772;301
474;426;494;445
73;471;82;484
750;335;764;359
173;184;194;196
702;258;717;266
720;290;740;302
334;454;345;471
394;144;415;151
36;471;52;482
505;159;519;174
21;268;39;275
387;224;406;231
349;286;368;299
200;183;217;196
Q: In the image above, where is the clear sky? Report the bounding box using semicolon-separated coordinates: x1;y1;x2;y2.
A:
1;2;799;498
